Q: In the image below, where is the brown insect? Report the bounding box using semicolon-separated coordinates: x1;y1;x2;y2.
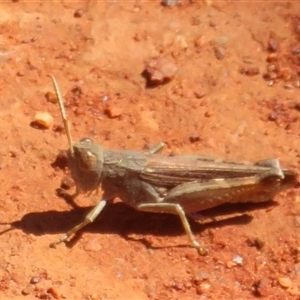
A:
50;76;298;254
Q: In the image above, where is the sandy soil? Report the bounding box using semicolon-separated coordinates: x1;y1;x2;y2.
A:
0;1;300;299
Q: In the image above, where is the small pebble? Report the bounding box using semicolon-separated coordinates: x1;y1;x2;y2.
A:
213;46;225;60
89;293;100;300
21;288;31;296
47;287;60;299
284;83;294;89
144;57;177;85
242;56;254;64
194;36;206;48
278;277;292;289
292;45;300;55
33;112;54;129
247;237;265;250
104;104;122;118
267;37;279;52
189;134;200;143
239;67;260;76
74;8;83;18
204;110;212;117
45;91;57;104
226;260;237;268
267;63;277;72
294;80;300;87
214;36;228;46
52;124;64;133
232;255;243;265
162;0;179;6
288;285;299;296
16;71;24;77
30;276;40;284
266;53;278;62
71;85;83;98
255;237;265;249
196;271;209;282
196;282;211;294
174;35;188;49
194;89;206;99
263;72;278;81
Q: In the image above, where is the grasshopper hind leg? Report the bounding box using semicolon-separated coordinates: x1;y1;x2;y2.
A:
126;180;207;254
137;202;208;255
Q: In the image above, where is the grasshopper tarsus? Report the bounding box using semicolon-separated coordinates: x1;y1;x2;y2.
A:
49;236;66;249
197;246;209;256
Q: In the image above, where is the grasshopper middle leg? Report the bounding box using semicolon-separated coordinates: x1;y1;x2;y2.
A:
145;142;165;154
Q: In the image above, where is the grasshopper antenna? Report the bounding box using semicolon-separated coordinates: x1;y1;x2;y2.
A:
50;76;74;155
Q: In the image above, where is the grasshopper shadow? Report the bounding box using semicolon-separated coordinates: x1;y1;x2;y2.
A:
2;201;277;249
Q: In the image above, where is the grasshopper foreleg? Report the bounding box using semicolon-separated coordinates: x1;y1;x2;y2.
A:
50;199;107;248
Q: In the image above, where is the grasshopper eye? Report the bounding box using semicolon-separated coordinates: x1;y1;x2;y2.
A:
80;137;93;143
77;150;97;171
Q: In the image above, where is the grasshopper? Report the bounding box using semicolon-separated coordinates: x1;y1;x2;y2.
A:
50;76;297;254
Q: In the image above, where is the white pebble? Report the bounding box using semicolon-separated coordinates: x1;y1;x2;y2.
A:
33;112;54;129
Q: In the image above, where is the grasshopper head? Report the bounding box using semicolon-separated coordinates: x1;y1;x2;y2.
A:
50;76;105;194
68;138;104;192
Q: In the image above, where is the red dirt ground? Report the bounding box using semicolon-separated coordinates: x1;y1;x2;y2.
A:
1;1;300;299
